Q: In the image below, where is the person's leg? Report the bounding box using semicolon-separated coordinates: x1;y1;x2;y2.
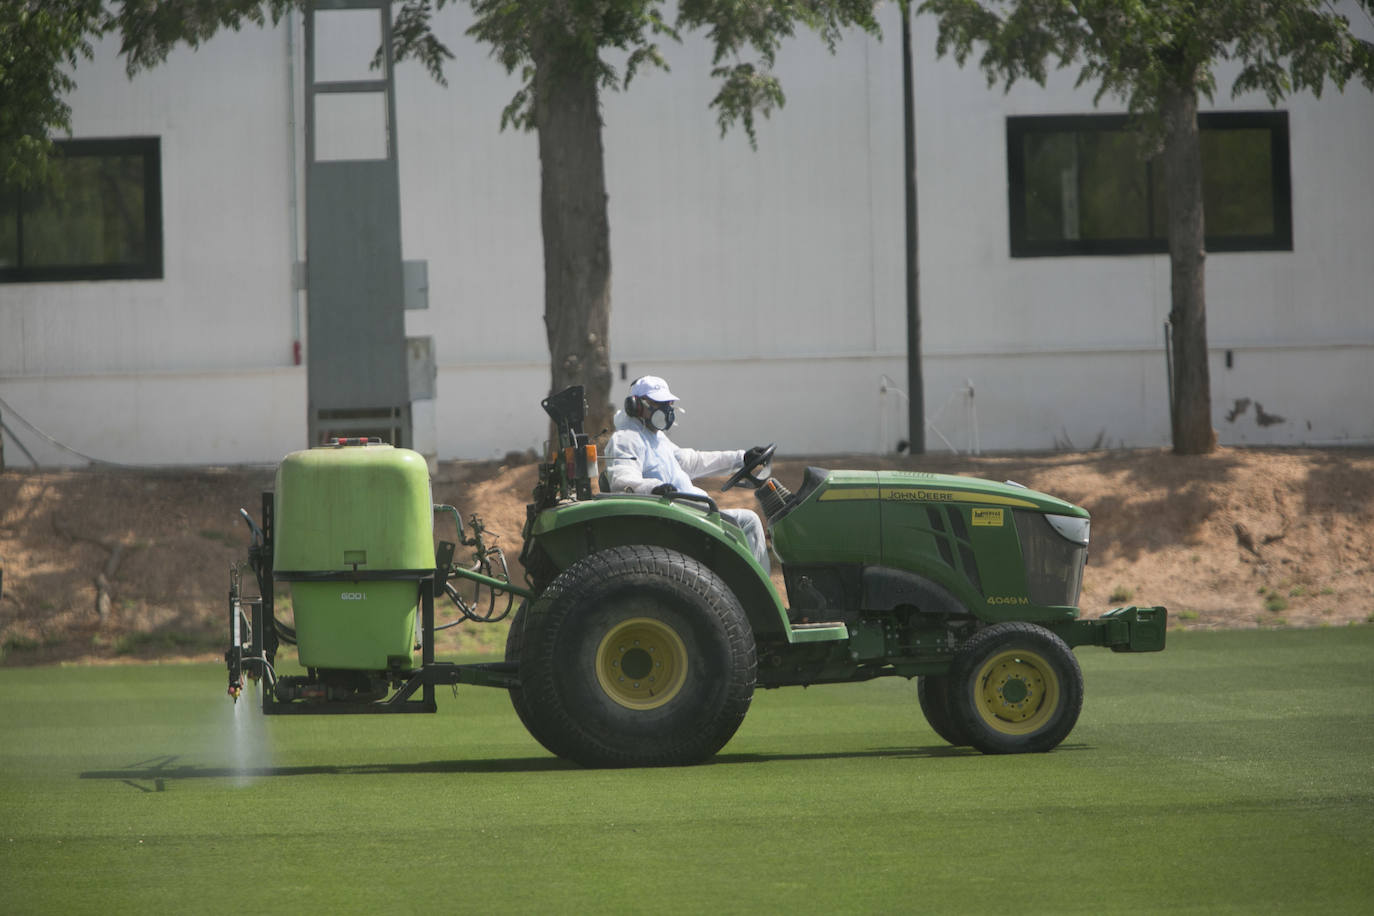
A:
722;508;770;572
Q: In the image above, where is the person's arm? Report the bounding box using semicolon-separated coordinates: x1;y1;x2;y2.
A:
604;432;662;494
675;446;745;481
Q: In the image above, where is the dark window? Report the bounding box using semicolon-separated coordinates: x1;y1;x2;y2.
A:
0;137;163;282
1007;112;1291;257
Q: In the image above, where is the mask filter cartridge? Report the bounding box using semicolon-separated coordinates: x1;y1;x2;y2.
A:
648;404;675;431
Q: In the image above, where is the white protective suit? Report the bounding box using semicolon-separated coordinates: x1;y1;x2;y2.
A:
605;409;770;570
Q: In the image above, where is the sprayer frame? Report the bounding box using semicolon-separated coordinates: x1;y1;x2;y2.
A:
232;492;519;717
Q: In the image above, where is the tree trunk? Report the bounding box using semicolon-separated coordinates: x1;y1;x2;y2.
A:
1160;85;1216;455
533;48;615;442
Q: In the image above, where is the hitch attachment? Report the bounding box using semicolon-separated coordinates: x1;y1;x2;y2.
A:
434;505;531;628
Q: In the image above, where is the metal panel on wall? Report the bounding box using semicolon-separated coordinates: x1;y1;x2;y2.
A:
305;161;407;407
303;0;411;446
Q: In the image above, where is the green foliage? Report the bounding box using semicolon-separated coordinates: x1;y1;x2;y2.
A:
0;634;40;654
1264;592;1289;613
438;0;881;143
106;0;301;75
918;0;1374;119
680;0;881;142
1109;584;1134;603
7;0;883;183
385;0;455;83
2;1;302;192
456;0;681;131
0;1;102;191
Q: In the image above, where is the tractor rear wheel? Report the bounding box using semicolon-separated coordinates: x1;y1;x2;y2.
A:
947;622;1083;754
505;603;546;745
916;675;969;747
515;546;756;767
508;604;577;763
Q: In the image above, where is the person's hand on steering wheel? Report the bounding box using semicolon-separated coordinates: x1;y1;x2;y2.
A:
722;443;776;491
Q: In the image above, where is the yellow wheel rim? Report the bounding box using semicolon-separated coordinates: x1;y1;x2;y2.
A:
974;649;1060;735
595;617;688;710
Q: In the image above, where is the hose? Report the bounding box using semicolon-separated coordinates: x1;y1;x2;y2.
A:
274;620;298;645
238;655;278;687
440;577;515;625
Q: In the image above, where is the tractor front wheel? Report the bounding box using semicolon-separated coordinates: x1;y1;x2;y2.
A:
515;546;756;767
948;622;1083;754
916;675;969;747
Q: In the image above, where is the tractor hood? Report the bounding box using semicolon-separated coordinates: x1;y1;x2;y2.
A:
769;468;1091;617
770;468;1087;567
819;469;1087;518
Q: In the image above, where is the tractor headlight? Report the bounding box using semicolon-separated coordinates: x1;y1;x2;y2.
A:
1045;514;1090;546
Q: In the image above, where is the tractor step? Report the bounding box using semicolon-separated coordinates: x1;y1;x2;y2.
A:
786;619;851;644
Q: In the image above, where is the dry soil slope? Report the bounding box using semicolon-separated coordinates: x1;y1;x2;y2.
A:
1;447;1370;664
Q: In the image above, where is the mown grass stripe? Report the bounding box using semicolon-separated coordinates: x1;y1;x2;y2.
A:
1;628;1371;914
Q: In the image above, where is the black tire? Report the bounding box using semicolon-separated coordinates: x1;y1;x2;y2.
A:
504;604;538;741
916;675;969;747
505;602;527;666
516;546;756;768
947;622;1084;754
506;601;579;762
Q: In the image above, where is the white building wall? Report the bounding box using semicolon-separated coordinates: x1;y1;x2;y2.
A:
1;4;1370;467
0;24;307;465
910;9;1374;452
395;5;909;460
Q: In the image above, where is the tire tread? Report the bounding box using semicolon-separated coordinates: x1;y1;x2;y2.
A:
516;545;756;767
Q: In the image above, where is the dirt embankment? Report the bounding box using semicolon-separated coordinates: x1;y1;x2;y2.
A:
1;447;1371;666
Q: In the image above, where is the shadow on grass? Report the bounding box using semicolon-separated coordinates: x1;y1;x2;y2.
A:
717;742;1092;765
81;743;1096;790
80;752;577;790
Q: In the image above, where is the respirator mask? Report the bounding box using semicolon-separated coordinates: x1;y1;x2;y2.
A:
628;396;675;431
644;399;676;431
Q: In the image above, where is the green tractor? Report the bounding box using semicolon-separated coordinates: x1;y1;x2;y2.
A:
226;386;1165;767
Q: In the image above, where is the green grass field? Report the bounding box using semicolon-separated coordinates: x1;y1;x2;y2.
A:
2;627;1372;914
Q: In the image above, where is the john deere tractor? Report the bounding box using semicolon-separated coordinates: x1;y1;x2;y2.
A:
226;386;1164;767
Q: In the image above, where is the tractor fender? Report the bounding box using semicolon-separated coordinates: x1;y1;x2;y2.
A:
526;497;791;638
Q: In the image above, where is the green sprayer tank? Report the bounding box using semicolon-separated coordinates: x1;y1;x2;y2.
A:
273;441;434;670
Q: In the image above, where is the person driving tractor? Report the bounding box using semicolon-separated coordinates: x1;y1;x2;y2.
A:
605;375;771;570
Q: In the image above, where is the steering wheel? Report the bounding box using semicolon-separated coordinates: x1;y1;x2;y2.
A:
722;443;776;491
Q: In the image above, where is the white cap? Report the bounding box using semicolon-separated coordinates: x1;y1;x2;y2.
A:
630;375;677;402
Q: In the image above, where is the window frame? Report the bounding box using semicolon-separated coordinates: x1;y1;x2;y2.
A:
1006;111;1292;258
0;136;164;283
